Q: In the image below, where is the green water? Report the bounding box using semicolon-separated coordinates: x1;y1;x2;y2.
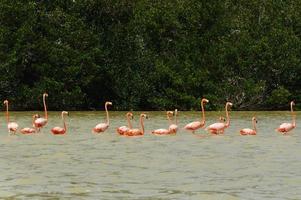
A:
0;111;300;199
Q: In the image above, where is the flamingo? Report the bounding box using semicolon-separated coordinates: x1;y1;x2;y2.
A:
117;112;134;135
276;101;296;134
184;98;209;133
3;100;19;134
169;109;178;134
240;117;257;135
34;93;48;131
124;113;148;136
206;102;233;134
92;101;112;133
20;114;40;134
151;111;175;135
51;111;69;135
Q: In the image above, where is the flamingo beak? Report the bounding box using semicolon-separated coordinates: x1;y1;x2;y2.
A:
256;120;258;123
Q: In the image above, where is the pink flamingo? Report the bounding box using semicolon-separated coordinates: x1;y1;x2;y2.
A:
51;111;69;135
3;100;19;134
276;101;296;134
34;93;48;131
124;113;148;136
117;112;134;135
240;117;257;135
92;101;112;133
151;111;175;135
206;102;233;134
169;109;178;134
184;98;209;133
20;114;40;134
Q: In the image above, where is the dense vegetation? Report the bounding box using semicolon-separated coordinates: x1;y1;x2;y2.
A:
1;0;301;111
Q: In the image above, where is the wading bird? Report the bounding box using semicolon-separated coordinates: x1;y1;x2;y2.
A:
51;111;69;135
20;114;40;134
276;101;296;134
169;109;178;134
34;93;48;131
117;112;134;135
93;101;112;133
240;117;257;135
184;98;209;133
206;102;233;134
3;100;18;134
124;113;148;136
151;111;175;135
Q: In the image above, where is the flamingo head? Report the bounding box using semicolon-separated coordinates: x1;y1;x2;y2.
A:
167;111;174;117
105;101;113;106
141;113;148;119
33;114;40;119
126;112;133;119
226;102;233;107
219;116;226;122
291;101;295;106
62;111;69;116
43;93;48;98
252;117;257;123
202;98;209;104
3;100;8;105
174;109;178;116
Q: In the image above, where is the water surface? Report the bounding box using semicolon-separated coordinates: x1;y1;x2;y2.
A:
0;111;300;199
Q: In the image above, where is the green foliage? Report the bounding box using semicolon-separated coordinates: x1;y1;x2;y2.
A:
0;0;300;110
266;86;292;109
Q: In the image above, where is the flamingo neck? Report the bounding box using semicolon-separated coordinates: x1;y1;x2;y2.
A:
43;95;48;120
167;113;172;125
126;114;132;129
291;103;296;127
225;104;230;127
175;110;178;125
140;115;145;134
62;113;67;132
32;115;35;127
105;104;110;125
252;120;257;132
5;102;9;124
201;100;205;123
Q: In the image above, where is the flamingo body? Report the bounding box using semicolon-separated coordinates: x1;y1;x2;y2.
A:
34;118;47;128
93;123;109;133
184;121;204;131
51;127;66;135
117;126;129;135
206;122;226;134
240;128;256;135
124;129;143;136
151;128;173;135
20;128;36;134
276;123;295;133
169;124;178;133
8;122;19;132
